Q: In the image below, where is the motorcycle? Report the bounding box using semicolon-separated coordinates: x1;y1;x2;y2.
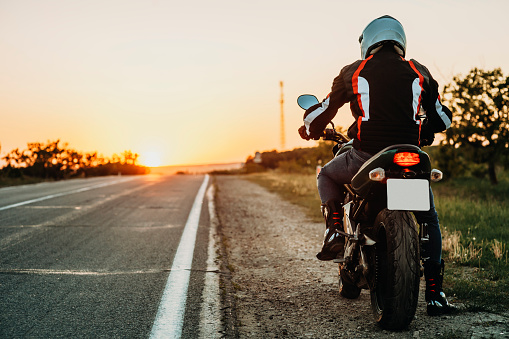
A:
297;94;443;330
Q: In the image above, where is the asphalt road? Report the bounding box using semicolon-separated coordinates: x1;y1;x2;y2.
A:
0;174;214;338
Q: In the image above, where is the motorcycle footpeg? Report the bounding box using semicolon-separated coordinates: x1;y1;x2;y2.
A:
334;254;352;263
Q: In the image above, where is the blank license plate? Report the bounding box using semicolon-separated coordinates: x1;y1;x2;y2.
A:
387;179;430;211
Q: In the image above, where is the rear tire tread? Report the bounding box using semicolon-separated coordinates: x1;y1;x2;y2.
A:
371;209;420;330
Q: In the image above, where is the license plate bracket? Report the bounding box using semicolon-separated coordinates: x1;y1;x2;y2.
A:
387;179;430;211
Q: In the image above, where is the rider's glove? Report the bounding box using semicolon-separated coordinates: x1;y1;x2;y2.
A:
298;125;311;140
299;125;322;140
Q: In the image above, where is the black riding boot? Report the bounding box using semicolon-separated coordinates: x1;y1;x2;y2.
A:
316;199;345;261
424;259;457;316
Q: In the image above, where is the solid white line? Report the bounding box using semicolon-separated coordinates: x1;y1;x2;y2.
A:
150;174;210;339
0;178;134;211
199;184;221;338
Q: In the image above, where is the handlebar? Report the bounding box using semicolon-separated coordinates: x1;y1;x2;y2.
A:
322;128;350;143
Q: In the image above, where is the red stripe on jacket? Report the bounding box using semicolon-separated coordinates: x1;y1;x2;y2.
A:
408;59;425;144
352;55;373;141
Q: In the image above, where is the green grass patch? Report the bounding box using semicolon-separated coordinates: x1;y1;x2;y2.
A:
433;174;509;244
445;263;509;313
433;175;509;312
246;170;509;313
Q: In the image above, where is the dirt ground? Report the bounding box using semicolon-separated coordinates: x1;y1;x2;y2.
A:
213;175;509;338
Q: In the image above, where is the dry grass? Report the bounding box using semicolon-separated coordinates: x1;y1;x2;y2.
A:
442;228;509;264
442;228;483;263
246;171;323;222
491;239;507;261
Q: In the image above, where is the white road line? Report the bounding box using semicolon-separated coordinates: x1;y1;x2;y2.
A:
199;184;221;338
0;178;135;211
150;174;210;339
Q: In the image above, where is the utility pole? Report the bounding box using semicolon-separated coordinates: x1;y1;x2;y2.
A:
280;81;285;150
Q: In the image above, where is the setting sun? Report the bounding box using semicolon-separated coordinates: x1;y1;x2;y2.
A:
140;151;163;168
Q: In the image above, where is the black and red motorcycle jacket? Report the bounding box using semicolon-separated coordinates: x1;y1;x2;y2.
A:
303;44;452;155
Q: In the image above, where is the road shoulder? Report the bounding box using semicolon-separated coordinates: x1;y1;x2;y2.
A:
213;175;509;338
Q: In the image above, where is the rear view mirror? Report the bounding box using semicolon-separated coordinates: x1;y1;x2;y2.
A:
297;94;319;110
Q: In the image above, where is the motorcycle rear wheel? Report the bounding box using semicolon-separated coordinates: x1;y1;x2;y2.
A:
370;209;420;330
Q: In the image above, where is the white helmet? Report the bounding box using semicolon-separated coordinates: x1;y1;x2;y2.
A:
359;15;406;59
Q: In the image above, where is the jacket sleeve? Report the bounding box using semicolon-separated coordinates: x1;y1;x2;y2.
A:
417;62;453;133
303;72;350;139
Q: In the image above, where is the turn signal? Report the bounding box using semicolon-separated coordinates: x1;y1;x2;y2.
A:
431;169;443;182
393;152;420;166
369;167;385;181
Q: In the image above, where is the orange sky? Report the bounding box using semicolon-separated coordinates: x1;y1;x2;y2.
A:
1;0;508;167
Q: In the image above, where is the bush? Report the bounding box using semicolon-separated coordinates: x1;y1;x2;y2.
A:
0;140;148;182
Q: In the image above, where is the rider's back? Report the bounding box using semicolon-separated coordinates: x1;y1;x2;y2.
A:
338;44;428;154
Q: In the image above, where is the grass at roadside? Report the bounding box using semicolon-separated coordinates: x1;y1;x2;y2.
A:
0;176;47;188
246;172;323;223
432;173;509;313
245;170;509;313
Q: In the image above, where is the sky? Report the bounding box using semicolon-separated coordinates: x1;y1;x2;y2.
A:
1;0;508;167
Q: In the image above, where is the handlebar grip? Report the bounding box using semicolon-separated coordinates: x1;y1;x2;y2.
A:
322;128;350;143
323;129;335;139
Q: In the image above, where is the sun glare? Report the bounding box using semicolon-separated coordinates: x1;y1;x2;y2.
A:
140;151;163;167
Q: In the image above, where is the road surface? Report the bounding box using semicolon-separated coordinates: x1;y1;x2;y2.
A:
0;174;218;338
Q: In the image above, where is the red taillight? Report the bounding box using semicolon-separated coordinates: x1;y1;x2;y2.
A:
393;152;420;166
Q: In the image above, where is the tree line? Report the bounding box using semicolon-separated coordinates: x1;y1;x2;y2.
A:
246;67;509;185
0;140;148;180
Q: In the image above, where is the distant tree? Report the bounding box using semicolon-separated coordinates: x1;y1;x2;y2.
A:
24;140;68;178
83;152;100;168
3;148;25;167
111;153;121;164
121;150;139;165
1;141;148;179
260;150;281;169
442;68;509;184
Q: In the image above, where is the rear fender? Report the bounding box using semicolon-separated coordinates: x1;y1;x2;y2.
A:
351;145;431;198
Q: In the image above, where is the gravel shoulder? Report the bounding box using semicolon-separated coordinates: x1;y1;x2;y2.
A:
213;175;509;338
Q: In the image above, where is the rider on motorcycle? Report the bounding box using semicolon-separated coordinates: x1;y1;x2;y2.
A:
298;15;456;316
